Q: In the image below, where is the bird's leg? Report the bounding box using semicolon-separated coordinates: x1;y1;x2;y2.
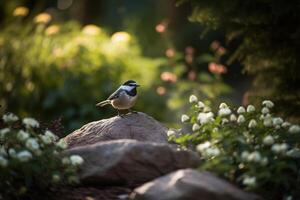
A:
117;110;124;117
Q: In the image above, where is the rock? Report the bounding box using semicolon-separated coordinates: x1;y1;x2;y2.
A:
64;139;201;185
52;186;132;200
130;169;262;200
63;112;168;148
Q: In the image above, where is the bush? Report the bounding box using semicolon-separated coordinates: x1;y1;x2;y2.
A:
170;95;300;199
0;113;83;199
0;6;232;131
0;7;169;132
177;0;300;122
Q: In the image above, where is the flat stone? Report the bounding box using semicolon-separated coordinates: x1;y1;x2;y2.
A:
64;140;201;186
130;169;262;200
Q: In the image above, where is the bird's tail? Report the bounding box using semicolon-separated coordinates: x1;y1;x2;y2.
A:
96;100;111;107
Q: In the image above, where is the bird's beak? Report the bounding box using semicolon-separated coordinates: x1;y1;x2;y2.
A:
136;84;140;87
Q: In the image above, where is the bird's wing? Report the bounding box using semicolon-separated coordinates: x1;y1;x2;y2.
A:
107;87;123;100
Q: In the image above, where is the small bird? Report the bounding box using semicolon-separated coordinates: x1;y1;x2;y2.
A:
96;80;140;116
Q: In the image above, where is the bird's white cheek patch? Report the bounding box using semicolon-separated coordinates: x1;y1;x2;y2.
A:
120;85;134;91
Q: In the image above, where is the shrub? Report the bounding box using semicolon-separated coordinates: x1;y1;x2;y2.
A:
0;113;83;199
0;7;169;132
170;96;300;199
177;0;300;121
0;6;232;132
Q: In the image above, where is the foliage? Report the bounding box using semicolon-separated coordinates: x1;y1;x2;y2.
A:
0;112;83;199
0;6;232;131
177;0;300;122
170;95;300;199
0;7;169;132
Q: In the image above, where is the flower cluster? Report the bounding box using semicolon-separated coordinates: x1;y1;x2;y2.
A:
0;113;84;198
173;95;300;199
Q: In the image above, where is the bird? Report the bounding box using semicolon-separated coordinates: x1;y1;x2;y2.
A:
96;80;140;116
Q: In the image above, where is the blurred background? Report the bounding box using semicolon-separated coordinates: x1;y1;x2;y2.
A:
0;0;299;133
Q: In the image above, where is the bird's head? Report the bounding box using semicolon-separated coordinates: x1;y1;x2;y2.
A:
121;80;140;91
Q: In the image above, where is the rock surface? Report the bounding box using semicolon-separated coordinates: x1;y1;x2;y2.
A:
53;186;132;200
63;112;168;148
130;169;261;200
64;139;201;185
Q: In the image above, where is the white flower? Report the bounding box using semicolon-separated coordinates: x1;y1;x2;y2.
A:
221;118;229;125
40;130;57;144
263;135;274;145
204;147;220;157
181;114;190;123
246;105;255;113
25;138;39;151
248;119;257;128
203;106;211;112
247;151;261;162
40;135;52;144
0;128;10;141
288;125;300;133
198;101;205;109
218;108;231;116
0;128;10;135
265;113;271;118
272;117;283;125
281;122;291;128
52;174;61;183
219;103;228;109
237;106;246;114
17;150;32;162
286;196;293;200
70;155;84;166
262;100;274;108
0;156;8;167
196;141;211;152
2;113;19;123
44;130;58;141
23;118;39;128
56;139;68;149
192;123;200;132
189;95;198;103
167;130;176;137
17;130;30;141
286;148;300;158
62;157;70;165
0;146;7;156
44;130;58;142
271;144;281;153
8;148;16;158
241;151;249;161
237;115;245;124
230;114;237;122
198;112;214;124
263;117;273;127
243;176;256;187
280;143;289;152
271;143;289;154
259;115;265;120
261;107;270;114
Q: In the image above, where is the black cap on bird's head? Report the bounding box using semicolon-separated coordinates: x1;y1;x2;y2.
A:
123;80;140;87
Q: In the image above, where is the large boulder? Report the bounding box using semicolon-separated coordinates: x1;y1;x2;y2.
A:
130;169;261;200
64;139;201;185
63;112;168;148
